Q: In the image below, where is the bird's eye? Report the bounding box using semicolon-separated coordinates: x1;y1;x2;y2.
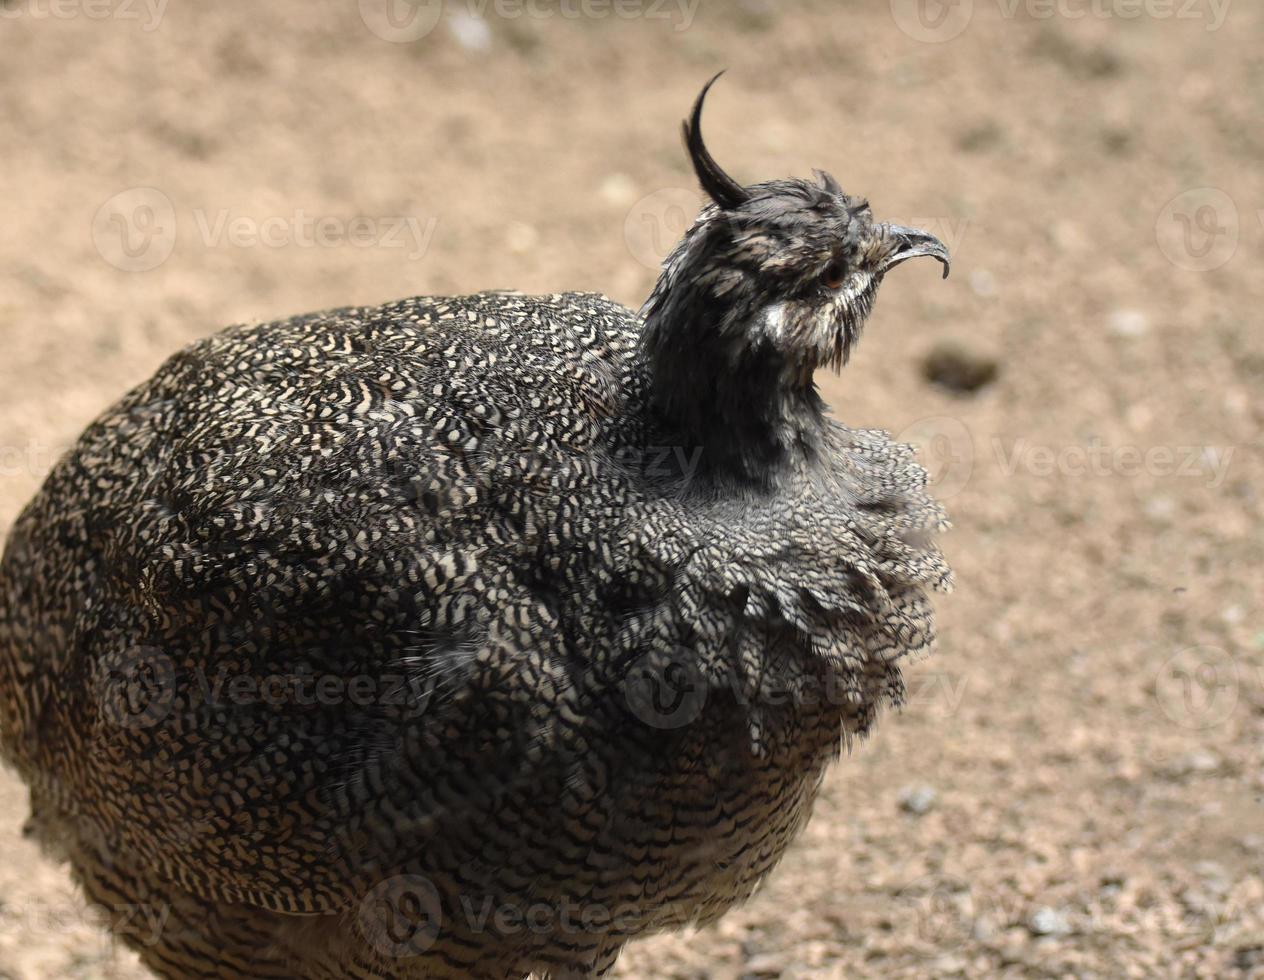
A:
821;258;848;290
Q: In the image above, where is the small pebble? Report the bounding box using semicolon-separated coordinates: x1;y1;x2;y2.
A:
599;173;637;208
742;951;787;977
1194;861;1230;896
898;784;938;815
1178;750;1221;775
931;953;969;974
447;10;492;52
1108;309;1150;338
1027;907;1072;937
969;269;997;297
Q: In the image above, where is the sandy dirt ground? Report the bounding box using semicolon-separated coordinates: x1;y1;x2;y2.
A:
1;1;1262;976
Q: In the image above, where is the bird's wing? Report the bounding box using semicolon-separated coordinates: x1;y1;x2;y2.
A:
0;291;646;914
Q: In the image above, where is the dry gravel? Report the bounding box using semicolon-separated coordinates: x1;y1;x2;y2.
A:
1;1;1261;976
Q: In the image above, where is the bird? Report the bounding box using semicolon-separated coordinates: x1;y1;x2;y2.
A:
0;75;952;979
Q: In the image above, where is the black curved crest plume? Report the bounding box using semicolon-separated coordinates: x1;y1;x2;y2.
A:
683;73;750;211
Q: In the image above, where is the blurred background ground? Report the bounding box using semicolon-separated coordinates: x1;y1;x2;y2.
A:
1;0;1262;976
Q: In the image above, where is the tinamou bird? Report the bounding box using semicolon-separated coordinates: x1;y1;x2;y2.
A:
0;77;952;979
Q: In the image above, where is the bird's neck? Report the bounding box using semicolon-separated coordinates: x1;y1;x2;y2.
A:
639;288;826;488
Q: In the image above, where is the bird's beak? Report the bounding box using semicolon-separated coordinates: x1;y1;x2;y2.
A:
878;224;951;279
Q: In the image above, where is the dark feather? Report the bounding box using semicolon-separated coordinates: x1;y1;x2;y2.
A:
683;72;749;211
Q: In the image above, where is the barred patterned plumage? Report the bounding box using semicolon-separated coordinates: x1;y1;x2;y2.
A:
0;77;952;979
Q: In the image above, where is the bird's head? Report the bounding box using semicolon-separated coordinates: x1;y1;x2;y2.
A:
640;75;950;484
